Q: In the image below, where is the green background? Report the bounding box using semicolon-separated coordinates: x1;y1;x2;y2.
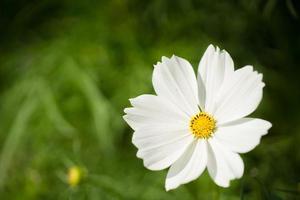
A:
0;0;299;199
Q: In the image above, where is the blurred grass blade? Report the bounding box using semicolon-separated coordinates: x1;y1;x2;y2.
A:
0;94;37;189
286;0;298;18
274;187;300;195
38;78;76;137
64;59;113;152
240;179;245;200
254;177;271;199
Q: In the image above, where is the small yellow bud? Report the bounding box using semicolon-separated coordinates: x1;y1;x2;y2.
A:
67;166;81;187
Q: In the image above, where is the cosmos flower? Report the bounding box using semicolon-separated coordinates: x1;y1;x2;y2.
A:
123;45;271;191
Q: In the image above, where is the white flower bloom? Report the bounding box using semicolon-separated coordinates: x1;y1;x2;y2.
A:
123;45;272;191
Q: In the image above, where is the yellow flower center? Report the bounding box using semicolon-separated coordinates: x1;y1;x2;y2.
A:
190;112;216;139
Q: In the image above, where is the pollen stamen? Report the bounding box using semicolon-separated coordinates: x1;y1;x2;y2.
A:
190;112;216;139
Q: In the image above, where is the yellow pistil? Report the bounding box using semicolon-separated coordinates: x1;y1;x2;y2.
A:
190;112;216;139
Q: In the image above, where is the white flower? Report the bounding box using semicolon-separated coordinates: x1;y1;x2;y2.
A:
123;45;272;191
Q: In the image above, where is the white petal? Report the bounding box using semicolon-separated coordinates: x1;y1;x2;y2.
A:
153;55;199;116
213;65;264;124
123;94;189;130
136;134;194;171
165;139;207;191
197;74;206;111
123;94;194;170
198;45;234;113
133;126;191;151
214;118;272;153
207;138;244;187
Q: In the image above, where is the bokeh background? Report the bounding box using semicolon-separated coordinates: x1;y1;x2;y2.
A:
0;0;299;199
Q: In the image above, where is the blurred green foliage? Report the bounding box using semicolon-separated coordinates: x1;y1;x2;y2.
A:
0;0;299;199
